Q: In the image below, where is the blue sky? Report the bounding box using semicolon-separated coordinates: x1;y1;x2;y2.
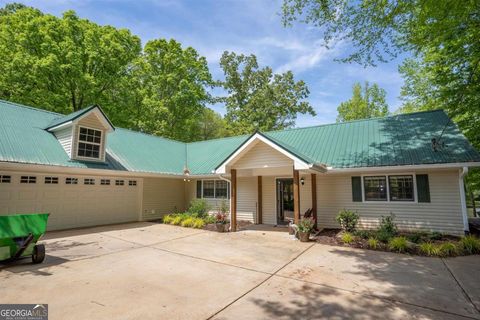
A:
12;0;406;127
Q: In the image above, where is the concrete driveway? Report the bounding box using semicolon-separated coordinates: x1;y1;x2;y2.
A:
1;222;479;320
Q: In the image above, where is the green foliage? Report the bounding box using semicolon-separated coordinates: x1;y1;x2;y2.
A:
367;237;379;249
180;217;195;228
218;200;229;215
337;82;389;122
297;217;315;233
460;235;480;255
419;242;440;257
218;51;315;135
335;209;359;232
439;242;458;257
0;5;141;118
377;214;398;242
388;237;408;253
203;215;216;224
354;230;375;240
162;214;174;224
341;232;354;244
192;218;205;229
133;39;215;141
187;199;210;217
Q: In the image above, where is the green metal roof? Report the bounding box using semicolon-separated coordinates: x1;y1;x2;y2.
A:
0;99;479;176
46;105;115;130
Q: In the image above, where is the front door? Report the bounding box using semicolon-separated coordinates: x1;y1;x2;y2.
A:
276;178;294;225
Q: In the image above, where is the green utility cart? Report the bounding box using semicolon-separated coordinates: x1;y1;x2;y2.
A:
0;213;49;264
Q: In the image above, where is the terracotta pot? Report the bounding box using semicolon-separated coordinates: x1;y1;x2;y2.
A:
216;223;226;233
298;231;310;242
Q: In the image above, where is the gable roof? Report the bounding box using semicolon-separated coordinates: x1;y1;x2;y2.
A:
46;105;115;131
0;99;479;176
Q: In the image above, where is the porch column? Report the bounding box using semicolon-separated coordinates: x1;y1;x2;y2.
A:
257;176;262;224
293;168;300;224
311;173;318;229
231;169;237;232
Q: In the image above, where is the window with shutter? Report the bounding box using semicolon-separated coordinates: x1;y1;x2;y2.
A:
351;176;362;202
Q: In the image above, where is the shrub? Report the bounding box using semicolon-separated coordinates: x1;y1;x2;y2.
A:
218;199;229;215
181;217;195;228
192;218;205;229
341;232;354;244
428;232;443;241
335;210;359;232
377;213;398;242
163;214;174;224
354;230;375;240
203;215;216;224
460;235;480;254
389;236;408;253
187;199;210;217
298;217;315;233
405;232;428;244
171;214;186;225
439;242;458;257
367;237;379;249
419;242;440;256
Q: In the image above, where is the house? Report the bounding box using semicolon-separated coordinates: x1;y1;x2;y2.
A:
0;99;479;235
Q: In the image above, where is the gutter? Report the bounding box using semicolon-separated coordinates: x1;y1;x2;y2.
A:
459;167;470;234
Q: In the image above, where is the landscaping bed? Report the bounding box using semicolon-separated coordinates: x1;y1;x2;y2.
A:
314;210;480;257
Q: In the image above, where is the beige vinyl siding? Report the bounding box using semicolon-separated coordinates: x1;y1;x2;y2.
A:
262;176;276;224
0;171;141;231
53;126;73;157
72;112;107;162
231;141;292;169
236;177;257;222
142;178;185;220
299;174;312;214
185;180;230;213
316;170;464;235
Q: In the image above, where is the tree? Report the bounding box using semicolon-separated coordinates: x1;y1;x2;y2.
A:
0;4;141;123
133;39;214;141
219;51;315;135
337;82;389;122
189;108;228;141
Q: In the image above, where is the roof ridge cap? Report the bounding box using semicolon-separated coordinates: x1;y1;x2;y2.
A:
0;99;62;116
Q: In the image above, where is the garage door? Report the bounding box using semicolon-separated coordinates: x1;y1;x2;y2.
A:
0;173;142;230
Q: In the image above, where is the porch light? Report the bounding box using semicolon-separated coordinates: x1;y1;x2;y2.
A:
300;177;305;185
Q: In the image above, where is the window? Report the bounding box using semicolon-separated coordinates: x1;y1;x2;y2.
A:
363;176;387;201
65;177;78;185
0;175;11;183
101;179;111;185
128;180;137;186
77;127;102;159
44;177;59;184
196;180;230;199
215;180;228;198
202;180;215;198
389;175;414;201
84;178;95;185
115;180;124;186
20;176;36;184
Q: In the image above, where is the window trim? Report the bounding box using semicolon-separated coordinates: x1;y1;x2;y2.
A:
44;176;59;184
0;175;11;183
196;179;230;199
361;173;418;204
76;125;103;161
65;177;78;185
20;176;36;184
84;178;95;185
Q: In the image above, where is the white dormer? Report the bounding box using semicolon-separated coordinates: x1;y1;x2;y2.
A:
46;105;115;162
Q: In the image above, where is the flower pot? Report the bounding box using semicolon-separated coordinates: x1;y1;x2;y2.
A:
216;223;226;233
298;231;310;242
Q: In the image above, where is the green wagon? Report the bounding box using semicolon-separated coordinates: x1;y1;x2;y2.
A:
0;213;49;264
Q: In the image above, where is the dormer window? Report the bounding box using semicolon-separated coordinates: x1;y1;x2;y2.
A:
78;127;102;159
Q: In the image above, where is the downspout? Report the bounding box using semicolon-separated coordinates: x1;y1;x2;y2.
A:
218;174;232;228
459;167;469;234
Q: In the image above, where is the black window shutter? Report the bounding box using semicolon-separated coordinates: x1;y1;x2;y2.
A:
351;176;362;202
416;174;430;203
196;181;202;198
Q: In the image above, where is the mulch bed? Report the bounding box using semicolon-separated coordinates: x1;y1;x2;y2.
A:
203;220;253;232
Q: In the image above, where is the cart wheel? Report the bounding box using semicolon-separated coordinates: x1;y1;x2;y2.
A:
32;244;45;264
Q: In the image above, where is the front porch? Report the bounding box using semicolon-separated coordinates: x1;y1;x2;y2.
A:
213;133;326;232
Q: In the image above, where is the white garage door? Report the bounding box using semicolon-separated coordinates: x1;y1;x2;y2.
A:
0;173;142;230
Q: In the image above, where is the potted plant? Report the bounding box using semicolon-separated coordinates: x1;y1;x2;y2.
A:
297;217;315;242
215;212;228;232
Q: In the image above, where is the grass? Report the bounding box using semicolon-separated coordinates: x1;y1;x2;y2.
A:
341;232;355;244
163;213;211;229
439;242;458;257
367;237;379;249
418;242;439;256
460;235;480;254
388;236;408;253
